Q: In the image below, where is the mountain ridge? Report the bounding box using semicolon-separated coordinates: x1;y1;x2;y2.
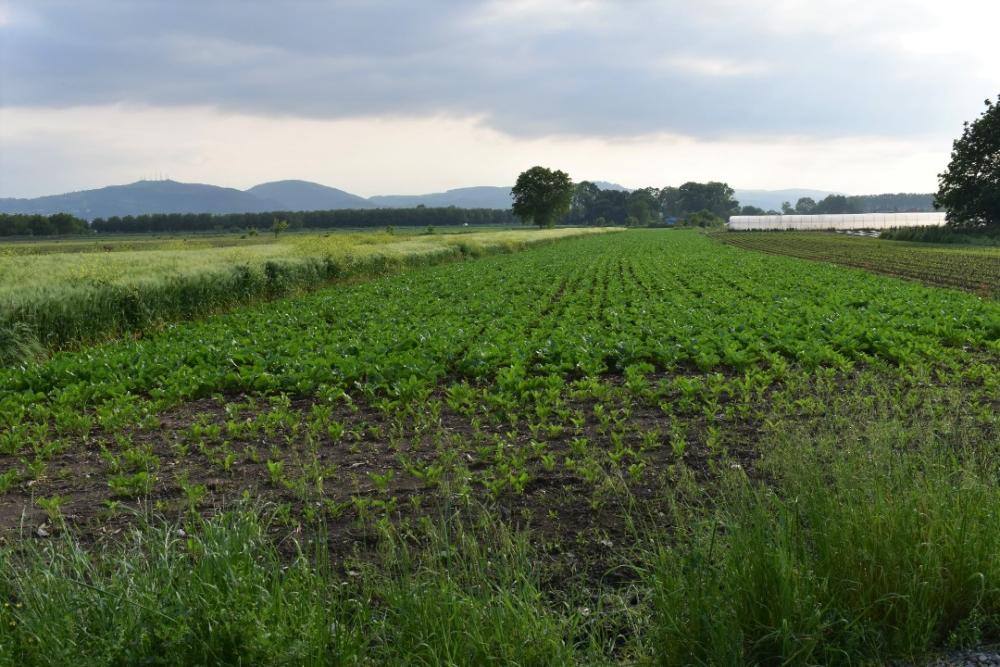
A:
1;179;916;219
0;180;285;219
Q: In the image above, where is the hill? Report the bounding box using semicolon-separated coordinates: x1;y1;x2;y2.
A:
369;186;514;209
0;178;934;220
246;180;374;210
0;180;284;219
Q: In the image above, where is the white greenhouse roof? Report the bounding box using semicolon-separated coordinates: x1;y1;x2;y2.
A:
728;212;946;231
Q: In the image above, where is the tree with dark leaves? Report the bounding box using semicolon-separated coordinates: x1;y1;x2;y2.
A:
511;166;574;228
937;95;1000;229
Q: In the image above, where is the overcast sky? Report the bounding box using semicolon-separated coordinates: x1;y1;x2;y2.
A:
1;0;997;198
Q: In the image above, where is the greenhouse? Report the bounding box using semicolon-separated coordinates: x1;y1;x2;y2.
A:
727;212;946;231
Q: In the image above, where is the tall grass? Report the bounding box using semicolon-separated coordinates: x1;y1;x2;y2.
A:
0;511;589;667
0;322;43;368
643;418;1000;665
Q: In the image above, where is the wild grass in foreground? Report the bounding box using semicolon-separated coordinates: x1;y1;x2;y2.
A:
647;429;1000;665
3;415;999;666
0;510;589;667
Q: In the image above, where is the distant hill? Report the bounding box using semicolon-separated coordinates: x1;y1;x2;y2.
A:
370;181;630;209
369;186;514;210
0;180;285;219
0;180;517;218
734;189;839;212
0;178;935;220
246;180;374;210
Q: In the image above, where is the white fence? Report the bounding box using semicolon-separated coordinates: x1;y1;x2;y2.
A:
727;212;946;231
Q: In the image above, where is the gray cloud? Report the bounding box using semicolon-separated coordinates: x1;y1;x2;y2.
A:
0;0;994;139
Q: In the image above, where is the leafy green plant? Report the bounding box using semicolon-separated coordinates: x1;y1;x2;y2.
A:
108;472;155;498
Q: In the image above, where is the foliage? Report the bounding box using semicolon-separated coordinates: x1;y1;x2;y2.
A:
679;209;725;228
647;419;1000;665
0;228;614;355
270;218;289;238
0;230;997;665
937;95;1000;229
0;322;43;368
812;194;861;214
567;180;739;226
777;195;862;216
660;181;739;220
720;231;1000;298
0;213;89;237
626;187;661;226
91;207;517;233
880;225;1000;246
511;166;575;228
851;192;936;213
795;196;816;214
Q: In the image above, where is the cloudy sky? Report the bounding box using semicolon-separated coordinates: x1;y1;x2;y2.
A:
1;0;997;198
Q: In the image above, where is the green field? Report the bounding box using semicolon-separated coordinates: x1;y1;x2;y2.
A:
0;227;614;359
718;231;1000;298
1;230;998;665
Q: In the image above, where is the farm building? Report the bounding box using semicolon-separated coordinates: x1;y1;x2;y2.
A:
728;212;946;231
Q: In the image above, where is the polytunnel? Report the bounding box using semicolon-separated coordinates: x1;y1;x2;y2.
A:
727;212;946;231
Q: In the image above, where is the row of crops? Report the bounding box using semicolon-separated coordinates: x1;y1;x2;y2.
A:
719;231;1000;298
2;229;996;523
2;229;999;664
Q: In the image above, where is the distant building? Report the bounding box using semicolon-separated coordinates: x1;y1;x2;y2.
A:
727;212;946;231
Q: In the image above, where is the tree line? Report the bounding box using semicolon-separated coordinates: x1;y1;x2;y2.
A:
90;207;517;233
737;193;937;217
0;213;90;237
563;180;740;227
510;167;745;228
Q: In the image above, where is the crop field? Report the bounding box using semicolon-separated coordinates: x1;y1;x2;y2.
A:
719;231;1000;298
0;227;612;358
2;230;999;665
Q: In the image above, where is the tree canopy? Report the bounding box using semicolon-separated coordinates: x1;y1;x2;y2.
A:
661;182;739;220
812;195;859;214
91;207;515;233
795;197;816;214
0;213;89;237
936;95;1000;229
511;166;575;228
562;180;739;226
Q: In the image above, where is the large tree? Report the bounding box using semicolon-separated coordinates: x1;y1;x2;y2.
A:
511;166;574;228
936;95;1000;229
795;197;817;214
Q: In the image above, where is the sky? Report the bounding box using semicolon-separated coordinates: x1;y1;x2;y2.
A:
1;0;997;198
